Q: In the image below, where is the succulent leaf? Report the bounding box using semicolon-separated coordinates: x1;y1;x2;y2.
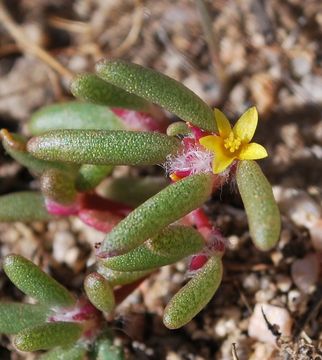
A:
94;337;125;360
39;344;87;360
28;102;126;135
1;130;71;175
97;264;152;287
84;273;115;313
103;176;168;207
163;256;223;329
71;73;151;111
236;160;281;251
95;60;216;132
14;322;83;352
76;164;113;192
166;122;191;136
0;192;52;222
3;255;76;307
27;130;180;165
99;173;213;256
41;169;77;205
101;225;204;271
0;303;49;334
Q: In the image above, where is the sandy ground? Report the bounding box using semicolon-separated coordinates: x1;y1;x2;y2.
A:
0;0;321;359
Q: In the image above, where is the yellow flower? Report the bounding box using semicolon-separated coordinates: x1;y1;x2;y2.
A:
199;107;268;174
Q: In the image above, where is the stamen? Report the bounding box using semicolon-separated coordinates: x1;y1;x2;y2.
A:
223;132;241;153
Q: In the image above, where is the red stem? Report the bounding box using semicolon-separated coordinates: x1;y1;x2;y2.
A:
79;192;132;216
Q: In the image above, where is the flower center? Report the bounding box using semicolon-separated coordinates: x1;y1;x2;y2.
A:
223;132;241;153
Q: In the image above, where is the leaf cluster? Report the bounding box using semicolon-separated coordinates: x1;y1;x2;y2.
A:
0;60;281;356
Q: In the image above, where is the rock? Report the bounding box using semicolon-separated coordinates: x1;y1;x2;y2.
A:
291;253;320;293
255;277;277;303
249;72;277;115
249;342;276;360
301;75;322;102
248;303;292;344
243;273;260;293
52;230;79;267
309;219;322;251
213;307;240;338
280;124;304;150
287;289;305;312
290;54;312;78
166;352;181;360
275;187;321;228
276;275;292;293
229;83;247;112
0;58;53;120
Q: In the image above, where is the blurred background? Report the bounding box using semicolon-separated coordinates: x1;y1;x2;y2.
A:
0;0;321;359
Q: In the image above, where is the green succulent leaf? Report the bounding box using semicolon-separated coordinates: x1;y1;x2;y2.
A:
76;164;113;192
3;255;76;307
97;263;152;287
84;272;115;313
14;322;83;352
236;160;281;251
39;344;87;360
0;303;49;334
166;122;191;136
1;130;71;175
27;130;180;165
99;173;213;256
101;225;204;271
40;169;77;205
103;176;168;207
95;60;216;132
94;338;125;360
0;192;52;222
96;60;217;131
71;73;151;111
28;102;126;135
163;255;223;329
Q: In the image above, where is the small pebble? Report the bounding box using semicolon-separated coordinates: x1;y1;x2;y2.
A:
255;289;275;303
248;303;292;344
214;318;237;338
255;277;277;303
243;273;260;293
213;308;240;338
309;219;322;251
166;352;181;360
287;289;304;312
291;253;320;293
301;75;322;102
276;188;321;228
270;250;283;266
249;342;275;360
276;275;292;293
291;54;312;78
53;231;78;266
249;72;276;115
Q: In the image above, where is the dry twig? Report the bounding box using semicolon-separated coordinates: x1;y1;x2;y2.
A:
195;0;226;83
293;284;322;339
113;0;144;57
0;1;74;79
231;343;240;360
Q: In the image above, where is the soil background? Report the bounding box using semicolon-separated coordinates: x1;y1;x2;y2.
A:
0;0;322;359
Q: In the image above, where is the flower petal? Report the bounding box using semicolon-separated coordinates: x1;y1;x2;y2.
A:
233;107;258;143
213;153;235;174
199;135;223;153
238;142;268;160
214;108;231;137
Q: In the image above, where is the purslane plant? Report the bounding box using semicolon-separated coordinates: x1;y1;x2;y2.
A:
0;60;281;353
0;254;124;359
